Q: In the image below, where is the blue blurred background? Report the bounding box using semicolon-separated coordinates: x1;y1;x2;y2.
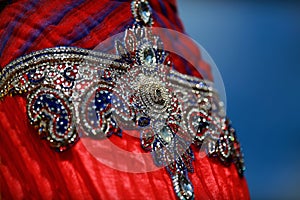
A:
177;0;300;199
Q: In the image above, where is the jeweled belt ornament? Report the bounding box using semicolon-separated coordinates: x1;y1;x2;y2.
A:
0;0;245;199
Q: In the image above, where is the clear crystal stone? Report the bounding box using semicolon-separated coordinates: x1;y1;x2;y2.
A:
159;126;172;143
139;2;151;24
143;47;156;65
179;174;194;199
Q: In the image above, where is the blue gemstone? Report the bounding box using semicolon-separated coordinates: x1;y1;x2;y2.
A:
138;116;151;127
95;91;111;111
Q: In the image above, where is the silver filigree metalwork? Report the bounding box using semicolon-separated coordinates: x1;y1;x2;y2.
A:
0;1;245;199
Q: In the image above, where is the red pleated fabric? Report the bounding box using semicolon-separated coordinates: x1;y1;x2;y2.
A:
0;0;250;199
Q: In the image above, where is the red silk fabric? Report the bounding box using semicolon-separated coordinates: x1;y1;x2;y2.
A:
0;0;250;199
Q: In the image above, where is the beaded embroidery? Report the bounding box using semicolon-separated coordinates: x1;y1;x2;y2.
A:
0;0;245;199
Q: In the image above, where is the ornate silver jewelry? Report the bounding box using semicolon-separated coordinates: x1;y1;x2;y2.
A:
0;1;245;199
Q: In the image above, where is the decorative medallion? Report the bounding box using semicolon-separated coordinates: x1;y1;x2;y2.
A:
0;1;245;199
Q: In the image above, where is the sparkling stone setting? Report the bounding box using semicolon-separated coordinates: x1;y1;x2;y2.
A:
0;1;245;199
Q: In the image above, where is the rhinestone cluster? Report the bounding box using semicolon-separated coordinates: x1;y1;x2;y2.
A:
0;1;245;199
131;0;153;26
